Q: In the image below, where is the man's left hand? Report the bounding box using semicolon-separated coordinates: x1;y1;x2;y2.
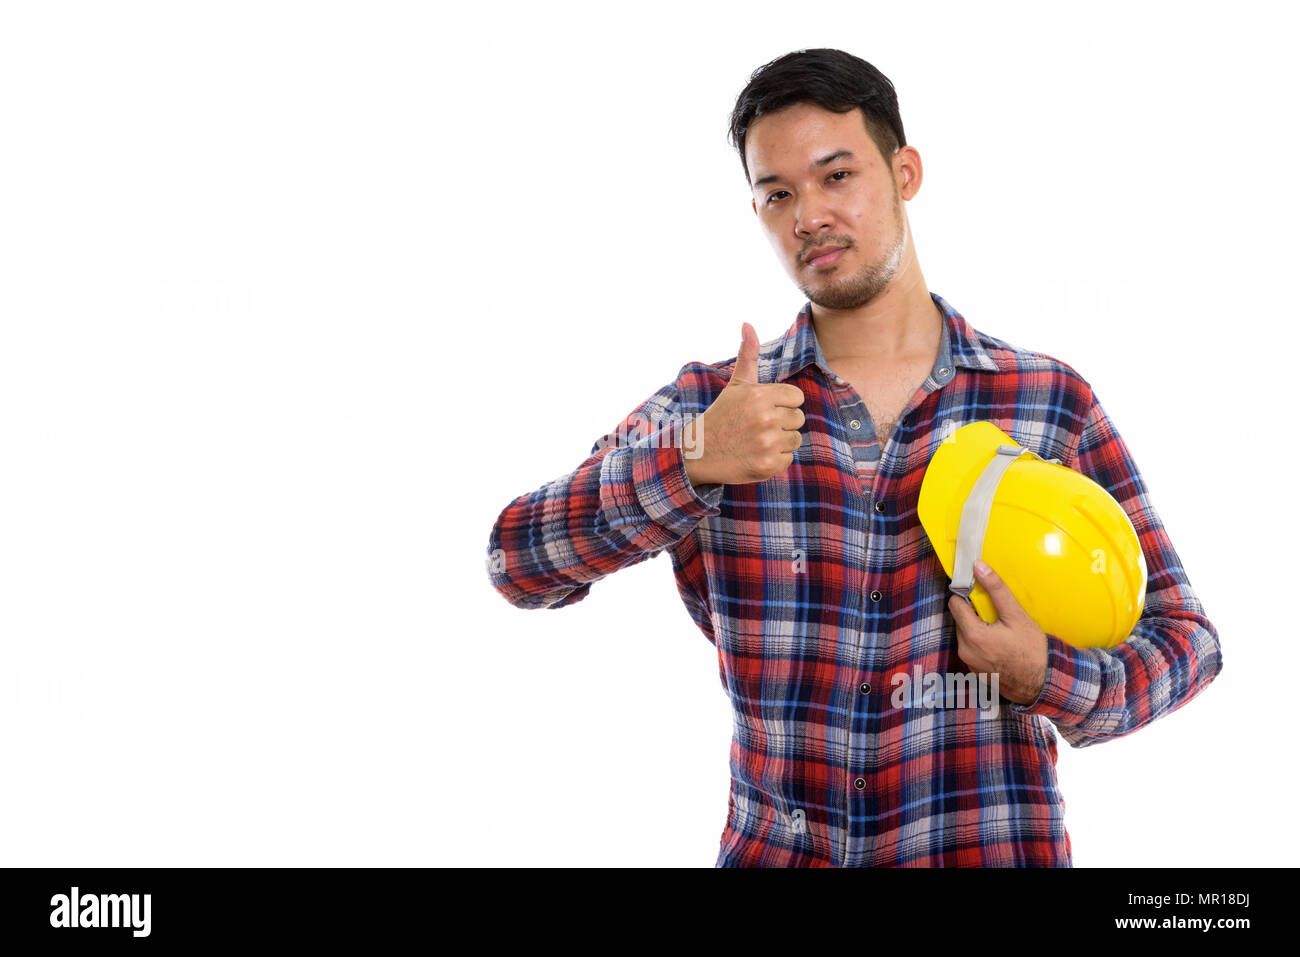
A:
948;560;1049;706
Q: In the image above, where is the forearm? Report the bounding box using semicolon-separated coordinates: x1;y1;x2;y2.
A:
1009;391;1224;745
487;421;723;609
1011;601;1223;747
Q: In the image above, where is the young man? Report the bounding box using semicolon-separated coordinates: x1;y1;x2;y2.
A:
487;49;1222;867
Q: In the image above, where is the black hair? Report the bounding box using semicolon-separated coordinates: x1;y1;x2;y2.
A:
728;49;907;187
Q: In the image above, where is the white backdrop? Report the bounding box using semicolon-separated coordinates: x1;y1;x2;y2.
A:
1;0;1292;867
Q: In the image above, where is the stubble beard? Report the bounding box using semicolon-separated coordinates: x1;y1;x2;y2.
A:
799;192;907;311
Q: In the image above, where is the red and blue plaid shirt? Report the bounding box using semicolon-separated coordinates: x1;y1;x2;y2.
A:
487;291;1223;867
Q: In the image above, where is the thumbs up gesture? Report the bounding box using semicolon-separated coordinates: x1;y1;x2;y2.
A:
684;322;807;486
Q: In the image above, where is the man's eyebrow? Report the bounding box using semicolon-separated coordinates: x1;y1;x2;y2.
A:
752;150;857;190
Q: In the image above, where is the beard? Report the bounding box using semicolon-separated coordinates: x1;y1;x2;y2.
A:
798;191;907;310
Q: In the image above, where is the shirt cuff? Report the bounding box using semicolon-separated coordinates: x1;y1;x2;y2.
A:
1008;632;1102;725
630;423;723;537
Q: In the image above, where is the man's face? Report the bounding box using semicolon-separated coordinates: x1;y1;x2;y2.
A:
747;102;908;310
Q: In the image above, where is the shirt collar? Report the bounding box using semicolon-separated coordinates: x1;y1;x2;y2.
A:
769;291;1001;383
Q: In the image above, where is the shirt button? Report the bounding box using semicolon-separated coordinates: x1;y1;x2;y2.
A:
854;777;866;790
870;590;882;602
938;367;951;377
859;682;871;694
873;500;886;513
849;419;861;430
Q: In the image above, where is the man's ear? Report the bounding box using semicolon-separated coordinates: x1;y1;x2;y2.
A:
894;145;923;201
751;198;757;217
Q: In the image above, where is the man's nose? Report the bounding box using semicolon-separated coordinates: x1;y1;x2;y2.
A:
795;201;835;237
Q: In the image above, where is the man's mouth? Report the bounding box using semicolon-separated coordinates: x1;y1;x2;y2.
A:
805;246;847;268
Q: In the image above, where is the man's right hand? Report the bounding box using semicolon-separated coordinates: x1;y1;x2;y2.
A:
683;322;806;487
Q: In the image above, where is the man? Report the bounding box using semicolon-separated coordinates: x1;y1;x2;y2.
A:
486;48;1222;866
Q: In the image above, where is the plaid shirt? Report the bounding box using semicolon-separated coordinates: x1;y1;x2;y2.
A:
487;291;1223;867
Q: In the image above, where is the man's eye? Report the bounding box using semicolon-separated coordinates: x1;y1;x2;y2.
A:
768;172;850;205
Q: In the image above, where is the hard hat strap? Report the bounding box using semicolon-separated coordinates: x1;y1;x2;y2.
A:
950;444;1029;599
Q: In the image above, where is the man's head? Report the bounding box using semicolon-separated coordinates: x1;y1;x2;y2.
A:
729;49;923;311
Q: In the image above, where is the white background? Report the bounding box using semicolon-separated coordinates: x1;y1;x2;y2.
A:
1;1;1292;867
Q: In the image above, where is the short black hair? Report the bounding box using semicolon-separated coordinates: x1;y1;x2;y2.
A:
728;48;907;187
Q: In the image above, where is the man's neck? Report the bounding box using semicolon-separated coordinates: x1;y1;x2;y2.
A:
812;279;943;364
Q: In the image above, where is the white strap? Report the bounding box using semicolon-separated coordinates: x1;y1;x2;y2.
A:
950;444;1028;598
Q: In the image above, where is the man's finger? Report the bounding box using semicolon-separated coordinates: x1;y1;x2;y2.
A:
731;322;760;385
778;406;805;430
771;383;806;407
948;592;980;633
973;560;1024;625
948;593;986;669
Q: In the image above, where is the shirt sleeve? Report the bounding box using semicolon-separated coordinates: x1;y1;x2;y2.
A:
486;379;724;610
1008;390;1224;748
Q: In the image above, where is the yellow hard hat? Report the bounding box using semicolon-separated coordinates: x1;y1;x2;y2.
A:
918;421;1147;649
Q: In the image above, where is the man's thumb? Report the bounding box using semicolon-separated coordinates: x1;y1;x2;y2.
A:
731;322;760;385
